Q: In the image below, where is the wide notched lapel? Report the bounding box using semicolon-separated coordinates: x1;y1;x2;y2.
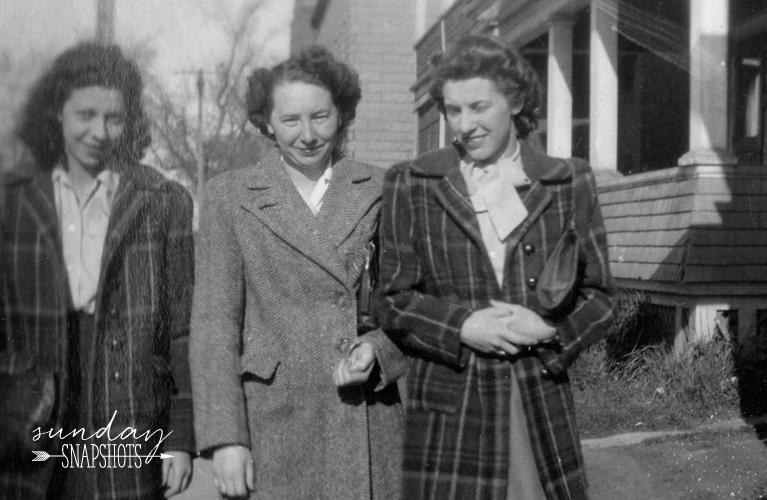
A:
241;150;349;290
412;147;485;250
316;157;380;248
504;141;573;254
24;172;64;266
100;166;157;275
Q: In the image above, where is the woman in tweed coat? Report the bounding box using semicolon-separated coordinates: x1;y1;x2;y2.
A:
377;36;616;499
0;43;194;500
190;46;405;500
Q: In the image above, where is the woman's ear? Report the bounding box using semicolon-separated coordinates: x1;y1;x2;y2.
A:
266;123;275;135
510;101;523;116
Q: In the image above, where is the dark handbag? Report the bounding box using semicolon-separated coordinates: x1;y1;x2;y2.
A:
536;160;581;314
357;241;379;333
0;352;56;461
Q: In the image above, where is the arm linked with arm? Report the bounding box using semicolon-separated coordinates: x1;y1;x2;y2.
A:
376;165;473;370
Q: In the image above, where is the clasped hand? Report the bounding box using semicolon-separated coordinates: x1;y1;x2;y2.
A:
332;342;375;387
460;300;556;355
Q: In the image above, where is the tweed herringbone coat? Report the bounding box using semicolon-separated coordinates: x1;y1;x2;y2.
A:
377;141;616;500
0;164;195;500
190;148;405;500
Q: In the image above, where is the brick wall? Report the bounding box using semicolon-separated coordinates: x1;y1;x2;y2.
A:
308;0;416;168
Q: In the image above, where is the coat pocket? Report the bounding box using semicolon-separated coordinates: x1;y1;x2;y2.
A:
239;343;279;382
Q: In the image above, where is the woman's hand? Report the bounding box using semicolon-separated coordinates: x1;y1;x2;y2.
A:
332;342;376;387
490;300;557;342
162;451;193;498
212;445;255;498
460;305;540;355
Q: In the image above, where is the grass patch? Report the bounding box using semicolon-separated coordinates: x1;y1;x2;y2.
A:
571;338;740;438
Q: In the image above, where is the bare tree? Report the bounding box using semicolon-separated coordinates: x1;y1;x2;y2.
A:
143;0;273;192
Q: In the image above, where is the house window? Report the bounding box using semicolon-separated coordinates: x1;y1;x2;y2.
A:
733;45;765;165
417;101;442;155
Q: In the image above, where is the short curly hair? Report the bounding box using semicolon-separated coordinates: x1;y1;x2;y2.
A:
246;45;361;145
429;35;542;139
17;42;150;170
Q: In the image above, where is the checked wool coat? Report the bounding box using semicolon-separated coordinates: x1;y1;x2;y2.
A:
377;141;616;500
191;148;405;500
0;163;195;500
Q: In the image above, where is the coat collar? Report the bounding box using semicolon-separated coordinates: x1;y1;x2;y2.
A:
409;140;573;183
408;140;573;284
241;147;381;290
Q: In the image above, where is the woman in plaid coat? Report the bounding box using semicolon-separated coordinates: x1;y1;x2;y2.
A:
0;43;194;500
377;36;616;499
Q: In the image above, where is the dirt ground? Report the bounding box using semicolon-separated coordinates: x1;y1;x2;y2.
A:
177;420;767;500
584;422;767;500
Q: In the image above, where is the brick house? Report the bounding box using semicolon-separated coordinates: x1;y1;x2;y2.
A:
292;0;767;351
291;0;417;167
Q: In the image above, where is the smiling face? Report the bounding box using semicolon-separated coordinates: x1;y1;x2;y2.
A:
59;86;126;174
442;77;521;165
267;81;341;173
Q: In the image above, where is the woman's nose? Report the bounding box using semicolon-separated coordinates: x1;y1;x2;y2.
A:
299;124;318;144
90;117;109;141
458;113;475;134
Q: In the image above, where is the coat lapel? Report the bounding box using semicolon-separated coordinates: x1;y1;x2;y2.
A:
100;165;159;279
241;150;349;289
25;172;63;263
411;146;485;250
504;142;573;254
317;157;380;247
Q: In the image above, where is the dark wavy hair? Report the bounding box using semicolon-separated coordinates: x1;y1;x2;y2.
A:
16;42;150;170
429;35;542;139
246;45;362;145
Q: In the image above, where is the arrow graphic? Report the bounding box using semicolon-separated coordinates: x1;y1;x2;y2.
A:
32;451;174;462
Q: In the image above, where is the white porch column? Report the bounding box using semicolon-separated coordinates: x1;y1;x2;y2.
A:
547;16;575;158
679;0;736;166
589;2;619;173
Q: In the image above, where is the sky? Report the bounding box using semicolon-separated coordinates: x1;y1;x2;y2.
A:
0;0;294;83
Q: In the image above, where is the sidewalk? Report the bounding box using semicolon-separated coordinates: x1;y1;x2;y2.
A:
177;419;767;499
584;419;767;500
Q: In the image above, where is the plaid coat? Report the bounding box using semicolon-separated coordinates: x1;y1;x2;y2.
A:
0;163;195;500
191;148;405;500
377;142;616;500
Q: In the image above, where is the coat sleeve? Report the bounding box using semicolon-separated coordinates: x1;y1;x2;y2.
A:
538;164;617;375
162;185;196;453
190;177;250;455
376;164;473;370
191;176;250;453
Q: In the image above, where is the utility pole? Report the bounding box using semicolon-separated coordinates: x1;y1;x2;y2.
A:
96;0;116;44
196;69;206;210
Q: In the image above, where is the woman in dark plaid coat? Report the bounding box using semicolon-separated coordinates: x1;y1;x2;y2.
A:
0;43;194;500
377;36;616;499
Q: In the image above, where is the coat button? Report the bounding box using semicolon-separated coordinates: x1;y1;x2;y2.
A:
337;295;352;310
523;244;535;255
527;277;538;290
111;338;119;348
113;371;121;381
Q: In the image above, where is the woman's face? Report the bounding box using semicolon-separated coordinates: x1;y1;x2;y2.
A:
442;77;521;165
59;85;126;173
268;81;340;172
